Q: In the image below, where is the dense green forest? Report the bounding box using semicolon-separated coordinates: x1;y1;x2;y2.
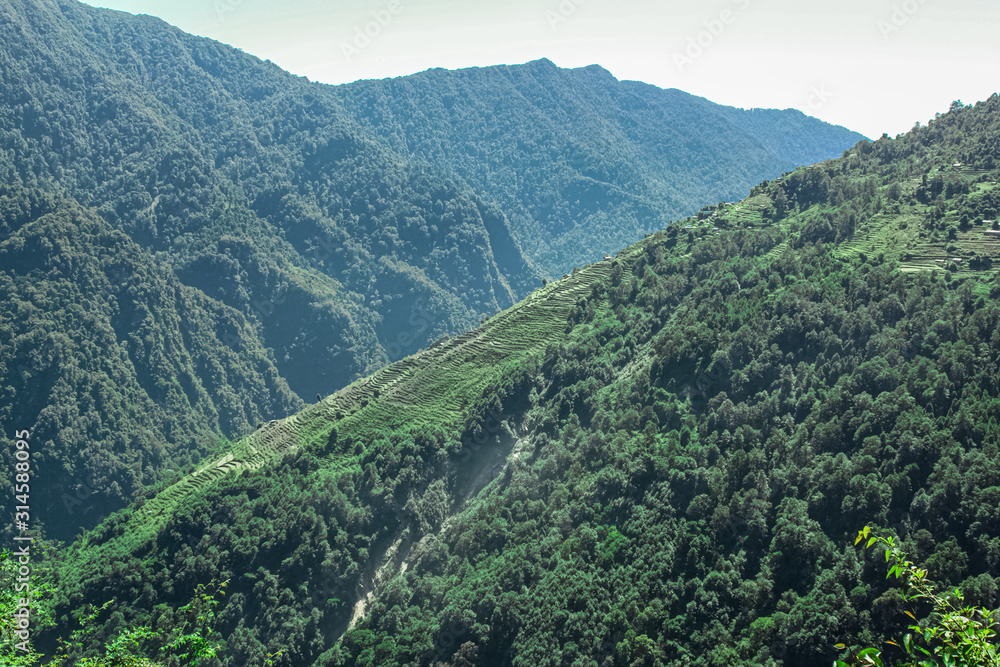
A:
24;93;1000;666
0;185;304;533
0;0;862;540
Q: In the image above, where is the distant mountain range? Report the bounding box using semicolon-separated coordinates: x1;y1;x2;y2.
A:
0;0;862;540
334;59;865;270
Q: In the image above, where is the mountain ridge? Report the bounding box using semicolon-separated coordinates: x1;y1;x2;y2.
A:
334;57;865;270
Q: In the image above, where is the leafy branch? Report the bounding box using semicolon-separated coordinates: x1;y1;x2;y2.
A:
835;526;1000;667
2;548;226;667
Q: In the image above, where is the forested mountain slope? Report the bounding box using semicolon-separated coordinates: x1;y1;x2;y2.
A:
0;0;528;537
41;96;1000;666
0;185;304;534
0;0;530;396
0;0;864;540
337;60;865;270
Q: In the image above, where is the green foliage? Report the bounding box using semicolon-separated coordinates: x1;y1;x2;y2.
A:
41;577;224;667
0;0;857;541
835;527;1000;667
597;525;628;565
0;550;47;666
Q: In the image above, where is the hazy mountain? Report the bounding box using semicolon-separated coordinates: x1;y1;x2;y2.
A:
336;59;865;270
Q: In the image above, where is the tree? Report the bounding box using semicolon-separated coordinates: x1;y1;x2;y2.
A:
772;188;790;220
835;527;999;667
0;551;47;666
1;550;225;667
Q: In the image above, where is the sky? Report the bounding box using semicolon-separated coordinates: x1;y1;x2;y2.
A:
77;0;1000;140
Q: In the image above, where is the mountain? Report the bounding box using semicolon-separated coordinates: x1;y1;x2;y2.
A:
335;59;865;271
40;96;1000;665
0;0;865;540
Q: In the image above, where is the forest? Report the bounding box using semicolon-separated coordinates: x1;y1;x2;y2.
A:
8;87;1000;666
0;0;861;541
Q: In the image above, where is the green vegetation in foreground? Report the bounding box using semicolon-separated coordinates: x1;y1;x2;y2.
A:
836;527;1000;667
1;548;226;667
34;95;1000;666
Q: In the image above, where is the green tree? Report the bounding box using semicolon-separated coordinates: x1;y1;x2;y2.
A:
0;551;47;666
835;527;1000;667
2;551;225;667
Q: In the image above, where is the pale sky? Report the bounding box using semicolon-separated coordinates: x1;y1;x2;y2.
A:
77;0;1000;139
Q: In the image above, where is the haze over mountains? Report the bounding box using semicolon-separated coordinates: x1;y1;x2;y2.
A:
333;60;864;270
0;0;863;540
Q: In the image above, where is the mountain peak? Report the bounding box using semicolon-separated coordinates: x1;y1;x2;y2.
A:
519;58;615;80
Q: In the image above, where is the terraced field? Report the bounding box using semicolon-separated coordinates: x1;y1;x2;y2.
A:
898;223;1000;274
823;169;1000;279
834;208;925;264
722;193;771;228
835;213;1000;278
139;254;623;523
